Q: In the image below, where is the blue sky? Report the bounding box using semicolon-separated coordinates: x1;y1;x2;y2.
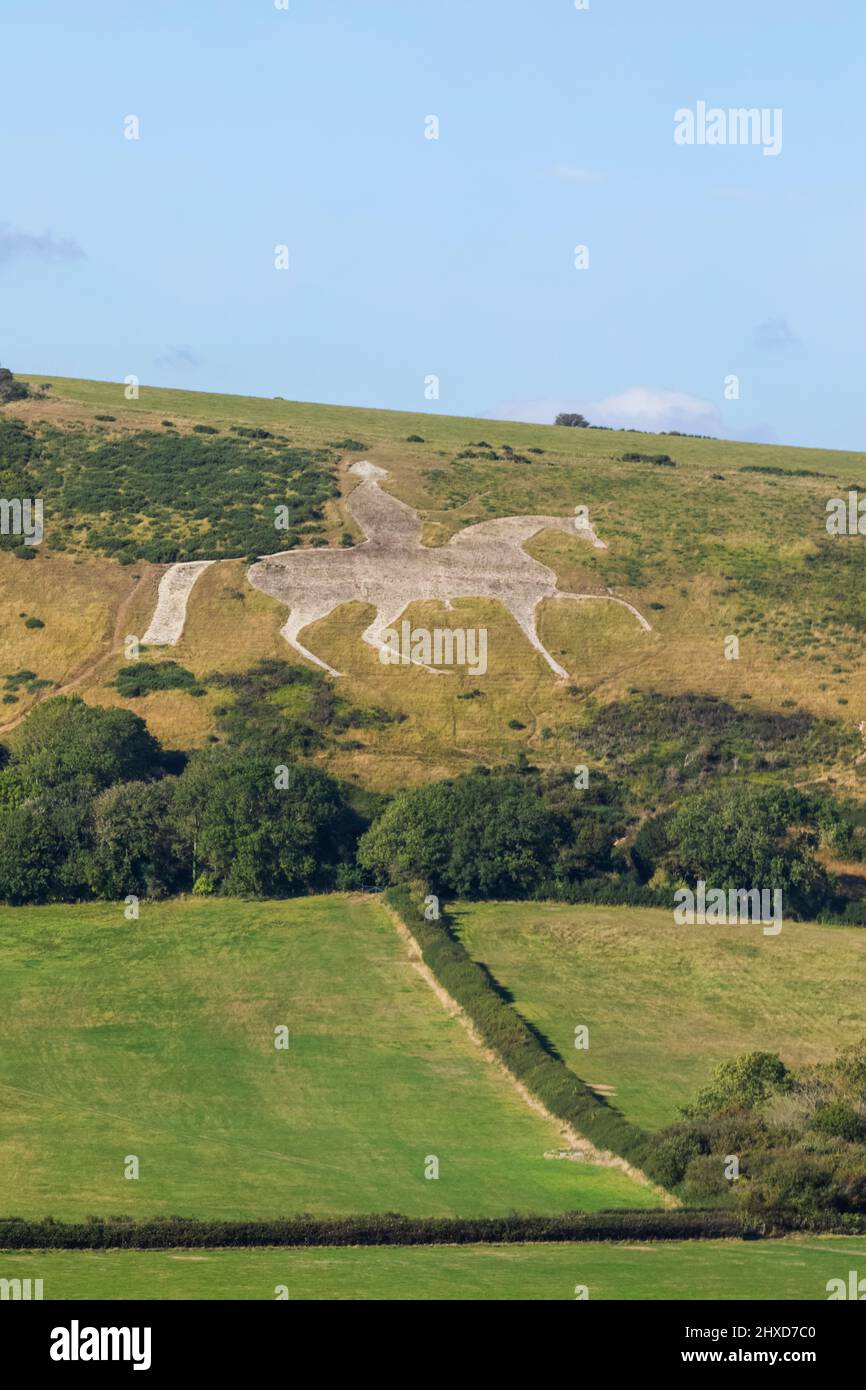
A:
1;0;863;449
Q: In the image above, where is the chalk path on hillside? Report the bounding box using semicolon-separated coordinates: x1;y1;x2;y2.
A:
145;461;651;678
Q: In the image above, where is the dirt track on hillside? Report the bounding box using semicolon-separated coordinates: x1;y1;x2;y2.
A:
0;565;160;734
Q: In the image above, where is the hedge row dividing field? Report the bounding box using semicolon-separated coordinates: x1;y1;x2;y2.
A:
0;1210;750;1250
385;886;654;1173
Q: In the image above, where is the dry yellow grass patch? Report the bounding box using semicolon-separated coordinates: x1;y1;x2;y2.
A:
83;560;291;749
172;560;287;673
0;551;138;729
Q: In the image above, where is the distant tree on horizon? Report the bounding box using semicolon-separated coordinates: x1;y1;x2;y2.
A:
554;411;589;428
0;366;29;405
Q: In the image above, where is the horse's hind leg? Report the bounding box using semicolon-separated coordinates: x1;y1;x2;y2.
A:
361;603;448;674
555;591;653;633
280;602;343;676
501;596;570;679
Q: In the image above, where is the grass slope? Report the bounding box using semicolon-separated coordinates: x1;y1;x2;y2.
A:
455;902;866;1131
2;1236;862;1300
3;374;866;787
0;895;655;1219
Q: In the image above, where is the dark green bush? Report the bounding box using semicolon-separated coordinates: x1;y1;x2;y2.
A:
111;661;206;699
620;452;675;466
362;769;627;899
810;1103;866;1143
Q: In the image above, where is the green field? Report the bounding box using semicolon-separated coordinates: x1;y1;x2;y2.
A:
2;1237;862;1300
0;895;655;1219
455;902;866;1131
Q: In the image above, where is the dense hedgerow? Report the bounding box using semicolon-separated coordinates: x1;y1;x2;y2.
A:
0;1210;794;1250
385;885;653;1170
740;464;828;479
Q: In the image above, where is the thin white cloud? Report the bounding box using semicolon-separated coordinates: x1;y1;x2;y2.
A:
483;386;777;444
588;387;726;434
754;318;797;350
0;223;85;264
154;345;202;369
485;387;724;434
548;165;604;184
714;187;770;204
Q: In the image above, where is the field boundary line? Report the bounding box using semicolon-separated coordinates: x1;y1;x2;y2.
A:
382;898;677;1207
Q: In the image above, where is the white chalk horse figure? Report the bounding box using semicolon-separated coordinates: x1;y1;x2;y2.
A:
145;460;651;679
246;461;651;678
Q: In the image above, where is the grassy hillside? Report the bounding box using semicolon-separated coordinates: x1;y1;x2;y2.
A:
2;1236;861;1300
456;902;866;1131
2;374;866;790
0;895;656;1219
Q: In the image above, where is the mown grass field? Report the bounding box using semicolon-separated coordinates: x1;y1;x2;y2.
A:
455;902;866;1132
2;1236;862;1300
4;374;866;788
0;895;656;1220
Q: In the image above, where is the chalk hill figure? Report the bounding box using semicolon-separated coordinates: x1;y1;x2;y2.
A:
245;461;651;678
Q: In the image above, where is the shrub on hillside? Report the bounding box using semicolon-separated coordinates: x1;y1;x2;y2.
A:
359;768;627;898
684;1052;792;1117
170;746;361;896
620;451;676;466
88;780;183;899
0;366;29;405
111;661;207;699
0;696;163;805
645;1041;866;1215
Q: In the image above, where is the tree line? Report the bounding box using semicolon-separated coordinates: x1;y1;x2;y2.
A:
0;691;856;916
